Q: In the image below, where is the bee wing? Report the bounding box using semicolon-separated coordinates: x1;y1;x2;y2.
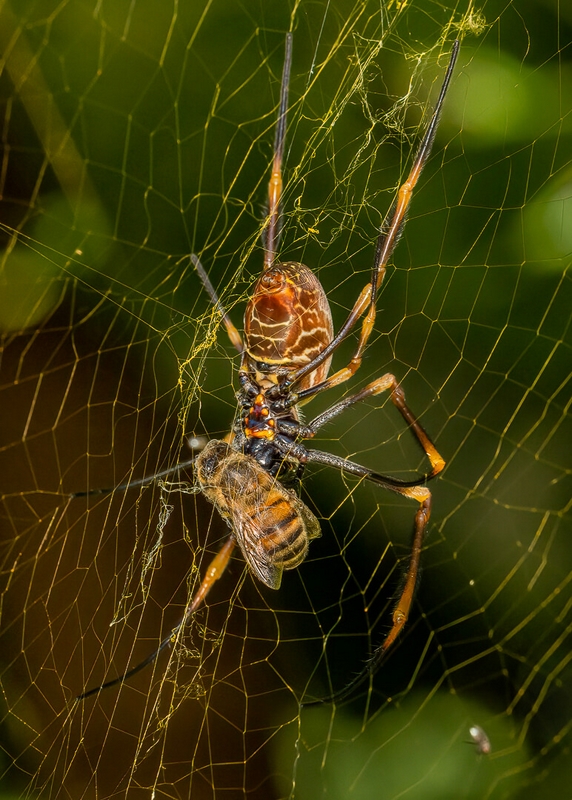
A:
229;503;283;591
293;494;321;542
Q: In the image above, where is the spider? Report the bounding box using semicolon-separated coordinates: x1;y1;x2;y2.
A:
76;34;458;702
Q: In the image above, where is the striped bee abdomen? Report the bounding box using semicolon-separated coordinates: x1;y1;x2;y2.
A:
256;491;310;571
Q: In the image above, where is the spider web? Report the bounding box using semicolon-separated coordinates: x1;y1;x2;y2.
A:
0;0;570;798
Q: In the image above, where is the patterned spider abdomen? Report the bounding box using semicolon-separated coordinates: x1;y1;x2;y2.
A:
243;262;334;391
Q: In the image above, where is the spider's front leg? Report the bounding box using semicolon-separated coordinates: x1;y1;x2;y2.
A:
288;41;460;401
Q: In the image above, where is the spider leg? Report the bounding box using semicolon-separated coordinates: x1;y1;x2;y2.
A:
191;254;243;354
295;447;433;706
264;32;292;270
191;34;292;343
70;456;198;498
303;497;431;707
76;535;236;701
287;41;460;397
306;373;445;478
289;445;434;491
372;484;430;651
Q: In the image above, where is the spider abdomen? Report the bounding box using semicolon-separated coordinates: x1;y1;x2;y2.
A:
243;262;334;390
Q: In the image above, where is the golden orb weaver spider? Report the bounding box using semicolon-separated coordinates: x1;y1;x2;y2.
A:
75;34;458;703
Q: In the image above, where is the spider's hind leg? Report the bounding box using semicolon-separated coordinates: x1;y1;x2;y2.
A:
76;534;236;701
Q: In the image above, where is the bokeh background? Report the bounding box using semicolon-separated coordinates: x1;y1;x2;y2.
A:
0;0;570;797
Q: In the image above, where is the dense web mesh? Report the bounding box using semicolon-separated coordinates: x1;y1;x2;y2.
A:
0;1;570;798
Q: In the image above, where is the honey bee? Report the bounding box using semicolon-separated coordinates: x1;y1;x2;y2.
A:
195;439;321;589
